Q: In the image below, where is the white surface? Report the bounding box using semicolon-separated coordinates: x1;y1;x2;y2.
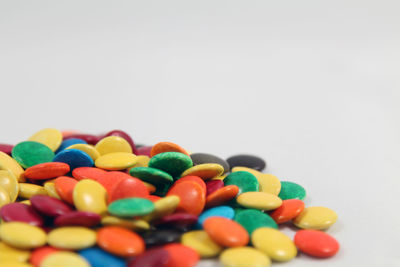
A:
1;1;400;266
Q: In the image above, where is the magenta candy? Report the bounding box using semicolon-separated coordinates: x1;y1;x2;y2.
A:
128;248;170;267
0;143;14;155
154;213;198;229
0;203;44;226
54;211;101;227
205;180;224;196
30;195;73;217
136;146;152;156
104;130;137;154
64;134;101;145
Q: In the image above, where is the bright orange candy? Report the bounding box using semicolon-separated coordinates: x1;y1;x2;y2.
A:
97;226;145;257
203;217;249;247
146;195;162;202
294;230;340;258
30;246;60;267
95;171;129;195
175;176;206;192
163;243;200;267
72;167;107;181
108;177;149;203
205;185;239;208
24;162;70;180
270;199;305;224
150;142;189;157
54;176;78;204
167;181;205;216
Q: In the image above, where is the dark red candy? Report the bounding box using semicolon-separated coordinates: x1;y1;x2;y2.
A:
0;143;14;155
154;213;198;230
0;203;44;226
136;146;152;156
30;195;73;217
64;134;101;145
54;211;101;227
127;248;170;267
105;130;137;154
205;180;224;196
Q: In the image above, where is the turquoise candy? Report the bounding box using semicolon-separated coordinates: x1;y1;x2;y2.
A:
197;206;235;228
278;181;306;200
234;209;278;235
79;247;125;267
108;197;155;217
12;141;55;168
148;152;193;178
223;171;259;195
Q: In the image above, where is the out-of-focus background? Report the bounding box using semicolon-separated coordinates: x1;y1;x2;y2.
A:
1;1;399;266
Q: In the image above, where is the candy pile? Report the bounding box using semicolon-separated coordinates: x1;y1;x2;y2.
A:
0;128;339;267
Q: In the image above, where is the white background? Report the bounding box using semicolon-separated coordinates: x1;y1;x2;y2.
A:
1;1;400;266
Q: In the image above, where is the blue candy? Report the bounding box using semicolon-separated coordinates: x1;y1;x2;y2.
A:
53;149;93;170
79;247;125;267
196;206;235;228
56;138;87;154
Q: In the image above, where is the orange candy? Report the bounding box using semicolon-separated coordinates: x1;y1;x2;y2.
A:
205;185;239;208
147;195;162;202
24;162;70;180
175;176;206;192
108;177;149;203
95;171;129;194
97;226;145;257
72;167;107;181
294;230;340;258
150;142;189;157
270;199;305;224
203;217;249;247
30;246;60;267
54;176;78;204
167;181;205;216
163;243;200;267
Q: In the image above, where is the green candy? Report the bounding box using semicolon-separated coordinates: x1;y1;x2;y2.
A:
224;171;259;194
234;209;278;235
148;152;193;178
129;167;174;185
108;198;155;217
278;181;306;200
11;141;55;168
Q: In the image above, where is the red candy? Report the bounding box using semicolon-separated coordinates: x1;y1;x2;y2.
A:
136;146;152;156
24;162;70;180
128;248;170;267
30;195;73;217
205;185;239;208
154;213;198;230
0;202;44;226
30;246;60;267
205;180;224;195
54;211;101;227
167;181;205;216
294;230;340;258
163;243;199;267
0;143;14;155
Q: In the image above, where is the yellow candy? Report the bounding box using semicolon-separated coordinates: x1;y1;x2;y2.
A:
129;155;150;168
28;128;62;152
251;228;297;262
232;167;281;195
212;174;227;180
101;216;150;231
19;200;31;205
95;136;132;155
293;206;338;230
0;152;24;182
0;186;10;208
0;170;19;201
0;242;31;262
143;196;180;222
0;222;47;249
95;152;137;170
180;164;224;180
73;179;107;215
181;230;223;258
48;227;97;250
2;261;33;267
40;251;90;267
143;181;156;194
237;192;282;211
18;183;47;199
66;144;100;161
220;247;271;267
44;182;61;199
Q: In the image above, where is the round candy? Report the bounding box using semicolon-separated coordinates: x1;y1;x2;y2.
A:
54;211;101;227
95;171;130;194
48;227;97;249
0;143;14;155
64;134;101;145
293;206;338;230
108;197;155;217
0;170;19;201
142;195;180;222
167;181;205;216
129;155;150;168
0;241;31;263
0;202;44;226
181;230;223;258
190;153;230;173
104;129;137;155
223;171;259;194
72;167;107;181
226;154;266;171
43;182;61;199
79;247;125;267
54;176;78;204
205;185;239;208
127;248;170;267
1;261;34;267
95;136;132;155
40;252;90;267
0;222;47;249
0;187;10;208
236;192;282;210
270;199;305;224
66;144;100;161
30;195;72;217
203;217;249;247
0;151;24;181
97;226;145;257
278;181;306;200
12;141;55;169
18;183;47;199
205;180;224;195
95;152;137;170
136;146;152;156
232;167;281;195
56;138;87;153
180;164;224;180
150;142;189;157
73;179;107;215
220;247;271;267
129;167;173;194
28;128;62;152
148;152;193;178
23;162;70;180
197;205;235;227
141;229;182;246
234;209;278;235
163;243;199;267
30;246;60;267
252;227;297;262
108;177;149;203
53;149;94;171
101;216;150;231
154;213;198;230
175;175;206;192
294;230;340;258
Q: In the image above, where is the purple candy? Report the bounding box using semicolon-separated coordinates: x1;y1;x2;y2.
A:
54;211;101;227
0;203;44;226
0;143;14;155
128;248;170;267
136;146;152;157
154;213;198;229
30;195;73;217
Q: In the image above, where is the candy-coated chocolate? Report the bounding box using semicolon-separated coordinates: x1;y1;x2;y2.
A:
40;252;90;267
28;128;63;152
95;152;137;170
220;247;271;267
101;216;150;231
104;130;137;154
56;138;87;153
54;211;101;227
234;209;278;234
136;146;152;156
48;227;97;250
148;152;193;178
97;226;145;257
143;182;157;194
0;202;44;226
108;197;155;217
163;243;200;267
0;241;31;262
0;144;14;155
167;181;205;216
224;171;259;194
293;206;338;230
1;261;34;267
154;213;198;230
30;246;60;267
108;177;149;203
232;167;281;195
205;185;239;208
23;162;70;180
0;222;47;249
79;247;125;267
180;164;224;180
129;155;150;168
73;179;107;215
129;167;173;194
226;154;266;171
278;181;306;200
203;217;249;247
96;171;131;194
18;183;47;199
294;230;339;258
175;175;206;192
0;186;10;208
270;199;305;224
142;195;180;221
72;167;107;181
0;170;19;201
181;230;223;258
197;205;235;227
150;142;189;157
0;151;24;181
237;192;282;210
64;134;101;145
141;229;182;246
12;141;54;168
54;176;78;204
66;144;100;161
252;227;297;262
53;149;94;171
127;248;170;267
95;136;132;155
205;180;224;195
30;195;72;217
43;182;61;199
190;153;230;174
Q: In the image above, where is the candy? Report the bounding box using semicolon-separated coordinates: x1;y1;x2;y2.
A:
53;149;94;171
236;192;282;210
95;152;137;170
18;183;47;199
0;202;44;226
79;247;125;267
40;251;90;267
270;199;305;224
127;248;170;267
150;141;189;157
48;227;97;250
0;143;14;155
0;222;47;249
12;141;55;169
142;195;180;222
205;185;239;208
0;151;24;181
226;154;266;171
108;177;149;203
231;167;281;195
66;144;100;161
30;246;60;267
166;180;205;216
54;211;101;227
54;176;77;204
205;179;224;195
108;197;155;217
0;186;10;208
30;195;73;217
197;205;235;227
180;163;224;180
23;162;70;180
0;170;19;201
190;153;230;174
104;130;138;155
203;217;249;247
56;138;87;153
141;229;182;246
293;206;338;230
148;152;193;178
163;243;199;267
0;241;31;262
234;209;278;234
223;171;259;194
181;230;223;258
220;247;271;267
278;181;306;200
95;136;132;155
294;229;340;258
73;179;107;215
28;128;62;152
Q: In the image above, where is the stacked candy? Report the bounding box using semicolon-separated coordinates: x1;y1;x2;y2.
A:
0;128;339;267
